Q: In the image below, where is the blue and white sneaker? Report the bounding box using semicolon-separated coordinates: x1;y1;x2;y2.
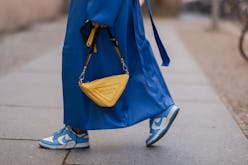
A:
39;126;89;150
146;105;180;147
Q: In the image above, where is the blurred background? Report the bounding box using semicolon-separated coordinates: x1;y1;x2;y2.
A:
0;0;248;146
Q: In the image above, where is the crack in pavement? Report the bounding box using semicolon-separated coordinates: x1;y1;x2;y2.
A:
62;150;71;165
0;137;39;141
0;104;62;110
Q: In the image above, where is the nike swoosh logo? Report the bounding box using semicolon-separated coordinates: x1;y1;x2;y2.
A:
57;134;72;145
152;117;167;130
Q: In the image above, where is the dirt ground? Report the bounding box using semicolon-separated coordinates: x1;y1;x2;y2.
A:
172;16;248;138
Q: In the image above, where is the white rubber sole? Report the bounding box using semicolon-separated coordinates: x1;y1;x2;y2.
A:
39;141;90;150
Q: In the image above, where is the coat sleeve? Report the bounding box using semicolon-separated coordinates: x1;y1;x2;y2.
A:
86;0;123;27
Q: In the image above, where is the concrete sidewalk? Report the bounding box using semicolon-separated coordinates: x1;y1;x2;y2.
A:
0;19;248;165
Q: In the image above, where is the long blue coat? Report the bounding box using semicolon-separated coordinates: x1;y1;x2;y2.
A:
62;0;174;130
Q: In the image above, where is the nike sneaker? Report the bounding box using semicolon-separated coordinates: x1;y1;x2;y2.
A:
39;126;89;149
146;105;180;147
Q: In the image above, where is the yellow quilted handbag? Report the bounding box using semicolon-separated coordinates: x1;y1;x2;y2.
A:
78;26;129;107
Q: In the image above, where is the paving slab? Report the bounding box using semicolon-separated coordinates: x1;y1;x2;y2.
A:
66;102;248;165
0;106;63;139
18;49;62;74
0;140;67;165
0;72;62;107
169;83;220;102
0;49;63;108
164;68;209;85
0;18;65;77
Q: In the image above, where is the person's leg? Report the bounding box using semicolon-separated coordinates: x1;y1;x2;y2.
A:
71;127;87;134
39;126;89;150
146;105;180;147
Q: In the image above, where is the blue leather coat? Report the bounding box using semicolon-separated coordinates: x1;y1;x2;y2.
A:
62;0;174;130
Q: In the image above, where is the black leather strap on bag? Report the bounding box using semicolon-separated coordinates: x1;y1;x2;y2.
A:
79;26;129;83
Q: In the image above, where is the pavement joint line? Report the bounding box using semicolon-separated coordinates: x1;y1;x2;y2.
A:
175;99;222;104
62;150;71;165
63;163;86;165
0;104;62;110
165;70;204;74
0;137;39;142
168;82;210;86
0;100;222;109
63;163;84;165
17;70;61;75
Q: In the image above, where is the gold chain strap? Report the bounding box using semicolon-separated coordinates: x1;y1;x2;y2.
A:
79;26;129;83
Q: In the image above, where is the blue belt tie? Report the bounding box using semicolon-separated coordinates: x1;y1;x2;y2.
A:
145;0;170;66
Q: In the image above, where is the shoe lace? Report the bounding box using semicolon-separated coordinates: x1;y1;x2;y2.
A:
53;126;69;139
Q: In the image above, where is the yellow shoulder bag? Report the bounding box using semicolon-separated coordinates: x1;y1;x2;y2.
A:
78;26;129;108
